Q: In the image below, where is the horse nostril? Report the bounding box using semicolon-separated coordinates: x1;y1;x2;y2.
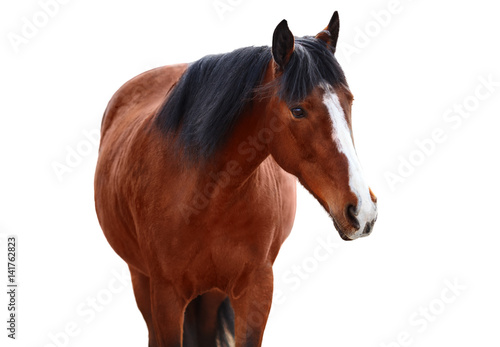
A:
345;204;360;230
363;222;373;235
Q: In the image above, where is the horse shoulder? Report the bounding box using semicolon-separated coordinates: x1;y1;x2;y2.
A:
95;63;188;272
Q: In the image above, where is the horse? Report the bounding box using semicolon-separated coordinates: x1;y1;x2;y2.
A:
94;11;377;347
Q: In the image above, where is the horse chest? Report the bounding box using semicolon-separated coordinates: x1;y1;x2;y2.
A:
204;169;296;264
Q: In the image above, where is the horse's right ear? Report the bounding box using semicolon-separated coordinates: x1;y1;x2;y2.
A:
272;20;295;71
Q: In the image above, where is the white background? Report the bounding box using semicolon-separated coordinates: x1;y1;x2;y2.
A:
1;0;500;346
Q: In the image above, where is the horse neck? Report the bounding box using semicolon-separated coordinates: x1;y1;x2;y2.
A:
194;60;277;191
204;100;273;191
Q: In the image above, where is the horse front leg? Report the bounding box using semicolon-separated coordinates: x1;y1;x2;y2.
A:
129;266;159;347
150;279;188;347
231;265;274;347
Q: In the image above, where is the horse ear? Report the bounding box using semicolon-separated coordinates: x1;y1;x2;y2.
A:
272;20;295;70
316;11;340;53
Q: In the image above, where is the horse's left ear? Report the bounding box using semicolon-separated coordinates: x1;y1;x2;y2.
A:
316;11;340;53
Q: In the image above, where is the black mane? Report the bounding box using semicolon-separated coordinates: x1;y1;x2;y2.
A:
155;36;347;161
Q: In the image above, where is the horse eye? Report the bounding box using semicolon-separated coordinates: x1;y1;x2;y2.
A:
291;107;305;118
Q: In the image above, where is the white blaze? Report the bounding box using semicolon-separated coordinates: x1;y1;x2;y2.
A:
322;85;377;237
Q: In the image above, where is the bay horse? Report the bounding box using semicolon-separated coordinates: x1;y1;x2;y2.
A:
94;11;378;347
